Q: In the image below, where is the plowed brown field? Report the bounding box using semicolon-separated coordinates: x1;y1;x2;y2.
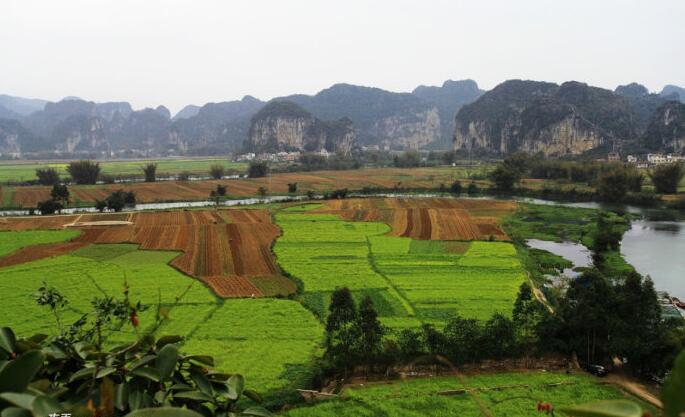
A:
0;209;290;298
8;167;478;208
316;197;515;241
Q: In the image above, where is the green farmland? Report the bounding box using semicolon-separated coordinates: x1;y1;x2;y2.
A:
0;243;322;395
274;208;526;328
0;158;247;183
284;372;657;417
0;229;80;256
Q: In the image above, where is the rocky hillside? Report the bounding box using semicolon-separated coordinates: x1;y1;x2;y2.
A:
661;85;685;103
453;80;679;156
0;96;266;156
277;81;481;150
644;101;685;153
412;79;484;146
170;96;265;154
246;101;355;154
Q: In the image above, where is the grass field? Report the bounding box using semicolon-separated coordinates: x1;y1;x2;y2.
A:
0;158;247;183
0;241;323;395
283;372;657;417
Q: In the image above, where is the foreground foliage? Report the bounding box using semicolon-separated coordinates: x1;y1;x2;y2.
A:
0;280;272;417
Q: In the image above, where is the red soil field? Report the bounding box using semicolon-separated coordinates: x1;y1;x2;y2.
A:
0;209;290;298
317;197;515;241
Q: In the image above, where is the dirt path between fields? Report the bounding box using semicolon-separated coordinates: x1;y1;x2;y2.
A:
604;374;662;409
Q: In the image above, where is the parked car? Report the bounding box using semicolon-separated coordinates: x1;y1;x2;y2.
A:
586;364;609;377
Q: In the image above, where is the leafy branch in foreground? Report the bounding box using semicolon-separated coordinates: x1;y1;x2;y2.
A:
0;283;272;417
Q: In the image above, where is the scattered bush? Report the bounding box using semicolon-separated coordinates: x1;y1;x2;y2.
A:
104;190;136;212
650;162;684;194
449;181;462;194
35;167;60;185
142;162;157;182
248;161;269;178
393;151;421;168
67;160;100;184
36;199;63;215
50;183;70;204
210;164;226;179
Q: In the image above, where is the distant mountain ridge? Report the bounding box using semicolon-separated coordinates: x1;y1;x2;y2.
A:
454;80;684;156
0;94;48;116
1;80;683;157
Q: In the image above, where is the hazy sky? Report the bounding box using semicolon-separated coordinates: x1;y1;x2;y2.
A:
2;0;684;114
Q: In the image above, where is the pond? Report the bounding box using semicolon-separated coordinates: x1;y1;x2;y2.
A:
525;239;592;278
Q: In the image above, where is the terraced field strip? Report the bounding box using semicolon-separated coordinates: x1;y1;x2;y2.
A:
0;209;294;298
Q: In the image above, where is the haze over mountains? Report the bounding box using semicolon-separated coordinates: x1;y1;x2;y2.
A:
1;80;684;158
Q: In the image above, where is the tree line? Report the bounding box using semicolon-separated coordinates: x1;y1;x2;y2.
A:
488;153;684;199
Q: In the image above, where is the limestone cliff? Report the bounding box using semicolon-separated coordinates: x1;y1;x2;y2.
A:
247;101;355;154
454;80;636;156
643;101;685;154
371;108;441;150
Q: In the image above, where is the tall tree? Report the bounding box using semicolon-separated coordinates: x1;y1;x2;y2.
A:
489;163;521;192
481;313;518;360
650;162;684;194
442;315;482;365
324;288;359;373
559;269;616;364
354;296;384;370
209;164;225;180
597;165;629;201
35;167;60;185
67;160;100;185
611;272;661;372
142;163;157;182
50;183;69;205
512;282;546;358
247;161;269;178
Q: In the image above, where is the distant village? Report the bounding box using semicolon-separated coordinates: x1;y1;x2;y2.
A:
608;151;685;167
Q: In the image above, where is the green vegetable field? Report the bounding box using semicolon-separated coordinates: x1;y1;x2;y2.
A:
275;208;526;328
0;242;322;395
284;372;656;417
0;158;247;182
0;229;80;257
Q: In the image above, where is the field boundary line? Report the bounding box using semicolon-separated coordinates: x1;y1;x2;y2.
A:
365;236;416;317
